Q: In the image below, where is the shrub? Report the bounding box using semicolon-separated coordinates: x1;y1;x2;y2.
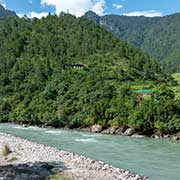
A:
2;144;11;157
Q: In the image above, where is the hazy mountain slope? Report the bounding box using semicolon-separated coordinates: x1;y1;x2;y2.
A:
0;4;17;19
84;11;180;73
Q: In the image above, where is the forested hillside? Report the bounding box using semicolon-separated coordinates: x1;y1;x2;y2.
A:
0;4;17;19
84;11;180;73
0;14;179;135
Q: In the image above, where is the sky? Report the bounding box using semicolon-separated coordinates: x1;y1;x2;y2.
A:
0;0;180;18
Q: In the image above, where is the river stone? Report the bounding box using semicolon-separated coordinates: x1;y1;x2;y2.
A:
101;129;110;134
22;124;28;128
91;125;102;133
124;128;135;136
172;136;179;141
109;127;118;134
115;126;128;134
163;134;170;139
102;127;117;134
151;135;160;139
0;132;148;180
81;127;91;132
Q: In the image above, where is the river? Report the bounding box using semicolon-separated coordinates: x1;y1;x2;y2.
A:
0;123;179;180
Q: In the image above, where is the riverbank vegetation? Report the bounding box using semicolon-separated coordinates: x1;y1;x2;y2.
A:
0;14;179;136
172;73;180;100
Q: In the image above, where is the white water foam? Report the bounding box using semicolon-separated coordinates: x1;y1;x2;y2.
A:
28;126;41;130
13;126;28;130
82;134;101;137
75;138;98;143
46;130;62;134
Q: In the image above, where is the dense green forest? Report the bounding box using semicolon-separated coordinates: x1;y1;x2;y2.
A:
0;12;179;135
84;11;180;73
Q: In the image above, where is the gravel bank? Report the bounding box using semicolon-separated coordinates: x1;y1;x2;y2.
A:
0;133;148;180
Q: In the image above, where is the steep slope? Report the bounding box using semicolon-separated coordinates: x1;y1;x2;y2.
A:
0;4;17;19
0;14;179;134
84;11;180;73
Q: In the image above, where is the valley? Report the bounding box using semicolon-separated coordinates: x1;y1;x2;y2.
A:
0;2;180;180
84;11;180;73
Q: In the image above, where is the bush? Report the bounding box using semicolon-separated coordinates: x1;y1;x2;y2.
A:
2;144;11;157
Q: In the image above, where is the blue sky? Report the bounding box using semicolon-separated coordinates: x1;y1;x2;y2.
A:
1;0;180;18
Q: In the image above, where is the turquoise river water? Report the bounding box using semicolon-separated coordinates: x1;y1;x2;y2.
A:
0;123;179;180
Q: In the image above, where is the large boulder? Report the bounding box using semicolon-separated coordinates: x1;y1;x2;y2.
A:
102;126;117;134
124;128;135;136
115;126;128;135
101;128;110;134
172;135;180;141
102;127;117;134
109;127;117;134
163;134;170;139
151;134;160;139
91;125;102;133
102;126;129;135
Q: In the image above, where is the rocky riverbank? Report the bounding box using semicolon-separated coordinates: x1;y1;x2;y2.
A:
21;123;180;141
0;132;147;180
86;125;180;141
15;122;180;141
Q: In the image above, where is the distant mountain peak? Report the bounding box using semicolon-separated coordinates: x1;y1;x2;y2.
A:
83;11;100;24
83;11;180;73
84;11;99;16
0;4;17;19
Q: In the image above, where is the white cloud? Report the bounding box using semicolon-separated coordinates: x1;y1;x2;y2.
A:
0;0;7;8
41;0;106;17
124;10;162;17
113;4;123;9
28;12;49;18
17;12;49;19
1;3;6;8
17;13;24;18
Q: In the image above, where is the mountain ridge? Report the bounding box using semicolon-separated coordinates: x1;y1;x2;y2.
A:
0;4;17;19
83;11;180;73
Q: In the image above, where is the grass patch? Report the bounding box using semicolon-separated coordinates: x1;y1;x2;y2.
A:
8;156;18;162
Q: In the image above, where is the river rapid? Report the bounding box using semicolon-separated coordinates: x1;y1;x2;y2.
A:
0;123;179;180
